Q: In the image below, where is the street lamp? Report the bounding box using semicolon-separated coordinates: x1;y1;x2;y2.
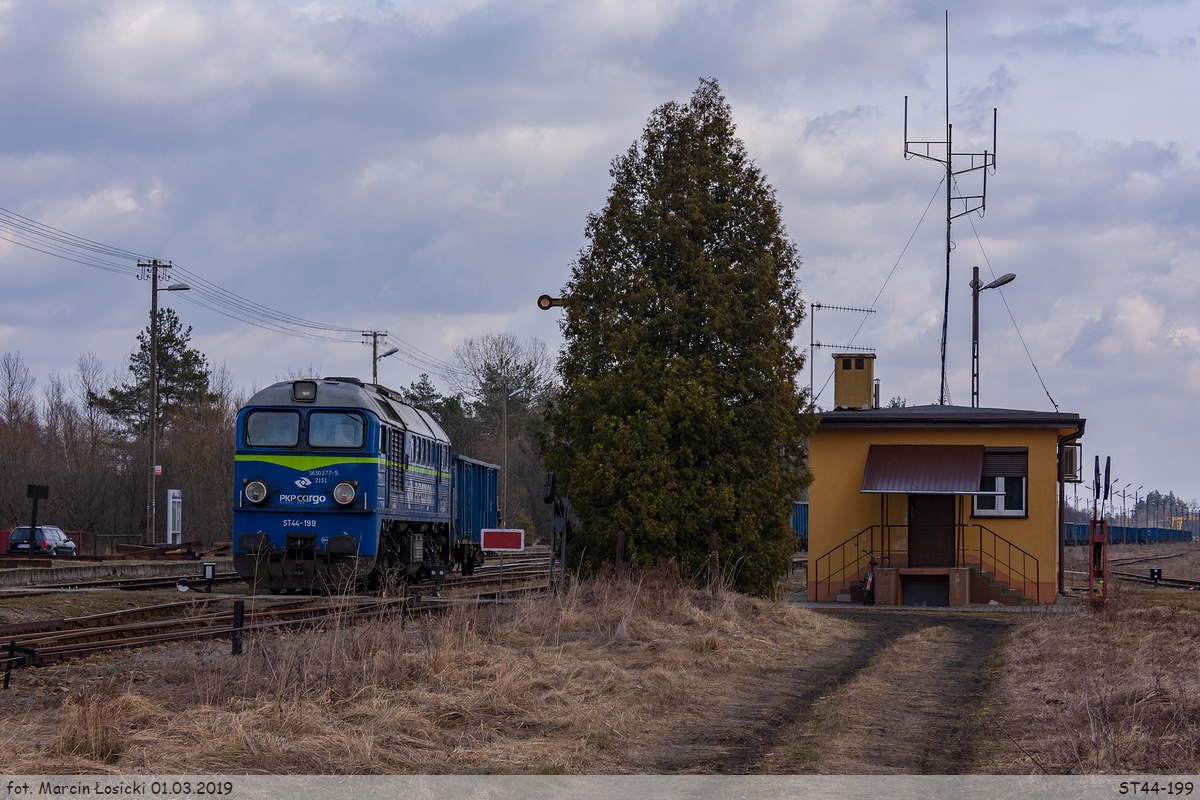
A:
374;346;399;383
970;267;1016;408
143;260;190;545
502;386;527;526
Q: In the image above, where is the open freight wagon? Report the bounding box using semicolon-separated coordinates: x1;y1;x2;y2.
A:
452;454;499;569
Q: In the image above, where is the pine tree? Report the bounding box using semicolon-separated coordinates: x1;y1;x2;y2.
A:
543;79;816;596
89;308;213;435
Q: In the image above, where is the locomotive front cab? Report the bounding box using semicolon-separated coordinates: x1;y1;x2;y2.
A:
233;379;381;594
232;377;455;595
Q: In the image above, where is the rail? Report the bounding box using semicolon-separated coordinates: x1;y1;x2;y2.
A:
0;575;550;678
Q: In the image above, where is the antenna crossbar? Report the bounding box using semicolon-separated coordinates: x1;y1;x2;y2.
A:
814;343;875;352
812;302;876;315
808;301;877;402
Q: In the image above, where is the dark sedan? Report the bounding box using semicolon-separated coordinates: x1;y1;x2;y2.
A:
6;526;77;556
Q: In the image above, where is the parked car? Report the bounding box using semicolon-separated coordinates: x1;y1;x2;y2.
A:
6;526;77;556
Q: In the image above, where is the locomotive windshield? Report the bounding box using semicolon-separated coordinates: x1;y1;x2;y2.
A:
244;410;300;447
309;411;366;449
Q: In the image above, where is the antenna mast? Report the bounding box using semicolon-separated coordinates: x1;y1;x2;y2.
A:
904;10;997;405
809;302;875;405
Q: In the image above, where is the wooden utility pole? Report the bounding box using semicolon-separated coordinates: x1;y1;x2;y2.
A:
139;259;173;546
362;331;387;384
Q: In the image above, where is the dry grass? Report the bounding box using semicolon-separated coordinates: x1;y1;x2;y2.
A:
0;564;836;774
766;626;967;774
983;585;1200;774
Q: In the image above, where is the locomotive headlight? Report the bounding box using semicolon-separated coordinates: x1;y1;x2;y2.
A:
245;480;269;504
333;481;356;506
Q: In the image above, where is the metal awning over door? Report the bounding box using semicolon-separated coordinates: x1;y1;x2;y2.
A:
860;444;985;495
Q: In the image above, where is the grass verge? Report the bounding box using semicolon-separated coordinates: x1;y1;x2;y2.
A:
0;564;836;774
981;584;1200;774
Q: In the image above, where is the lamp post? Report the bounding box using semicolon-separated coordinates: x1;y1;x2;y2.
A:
502;386;527;526
970;267;1016;408
140;259;189;545
374;346;399;383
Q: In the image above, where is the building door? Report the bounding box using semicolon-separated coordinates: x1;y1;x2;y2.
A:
908;494;956;567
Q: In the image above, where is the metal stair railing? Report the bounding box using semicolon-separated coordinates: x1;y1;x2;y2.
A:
959;524;1041;604
812;525;887;602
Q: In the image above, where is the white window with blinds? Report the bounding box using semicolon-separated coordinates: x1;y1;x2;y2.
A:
974;448;1028;517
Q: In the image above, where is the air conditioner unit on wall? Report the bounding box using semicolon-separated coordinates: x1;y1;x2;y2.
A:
1062;443;1082;483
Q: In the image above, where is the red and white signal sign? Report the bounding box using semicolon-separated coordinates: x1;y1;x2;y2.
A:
481;528;525;552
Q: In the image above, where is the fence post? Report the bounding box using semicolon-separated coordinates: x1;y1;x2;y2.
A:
710;531;719;599
615;531;625;581
231;600;245;656
3;640;14;689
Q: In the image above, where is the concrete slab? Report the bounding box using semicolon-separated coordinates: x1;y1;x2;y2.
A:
0;559;234;587
786;590;1078;612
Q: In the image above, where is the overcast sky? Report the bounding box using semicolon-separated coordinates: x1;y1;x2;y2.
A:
0;0;1197;504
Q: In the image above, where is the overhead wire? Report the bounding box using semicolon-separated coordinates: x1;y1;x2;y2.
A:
812;176;946;405
383;334;471;382
957;185;1059;411
0;204;467;383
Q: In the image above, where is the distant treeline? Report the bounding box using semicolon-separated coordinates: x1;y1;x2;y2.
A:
0;320;555;545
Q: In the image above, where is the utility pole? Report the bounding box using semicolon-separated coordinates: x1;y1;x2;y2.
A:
503;386;527;525
905;11;997;404
362;331;393;383
138;259;177;545
970;267;1015;407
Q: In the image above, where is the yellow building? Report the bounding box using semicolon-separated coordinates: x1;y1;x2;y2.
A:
808;390;1085;606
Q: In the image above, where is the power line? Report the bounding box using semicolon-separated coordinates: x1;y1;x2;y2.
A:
813;177;945;405
961;202;1058;411
0;205;467;381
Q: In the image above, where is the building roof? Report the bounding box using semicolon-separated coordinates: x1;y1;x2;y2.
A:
818;404;1085;436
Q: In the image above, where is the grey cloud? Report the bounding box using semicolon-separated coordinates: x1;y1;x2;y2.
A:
0;0;1198;495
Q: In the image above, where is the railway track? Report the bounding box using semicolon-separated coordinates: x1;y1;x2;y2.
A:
1108;550;1194;568
0;564;552;676
1109;570;1199;590
0;548;554;598
1065;568;1200;591
0;572;244;598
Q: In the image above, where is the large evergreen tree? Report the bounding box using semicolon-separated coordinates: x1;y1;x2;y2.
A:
89;307;213;435
543;79;816;596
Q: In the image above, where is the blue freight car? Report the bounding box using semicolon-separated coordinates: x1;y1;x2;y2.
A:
451;454;499;574
791;502;809;551
232;377;498;594
1064;522;1194;546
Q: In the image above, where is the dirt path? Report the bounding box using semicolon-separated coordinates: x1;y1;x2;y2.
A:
647;608;1015;774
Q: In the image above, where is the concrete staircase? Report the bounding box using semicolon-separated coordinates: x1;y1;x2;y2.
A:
835;579;866;603
968;565;1029;605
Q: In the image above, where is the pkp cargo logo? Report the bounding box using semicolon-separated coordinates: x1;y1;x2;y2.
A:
294;477;313;488
278;493;326;506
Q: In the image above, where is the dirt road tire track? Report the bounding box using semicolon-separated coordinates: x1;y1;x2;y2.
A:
649;608;1015;774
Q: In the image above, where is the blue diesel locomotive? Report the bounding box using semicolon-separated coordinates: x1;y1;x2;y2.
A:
232;377;498;593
